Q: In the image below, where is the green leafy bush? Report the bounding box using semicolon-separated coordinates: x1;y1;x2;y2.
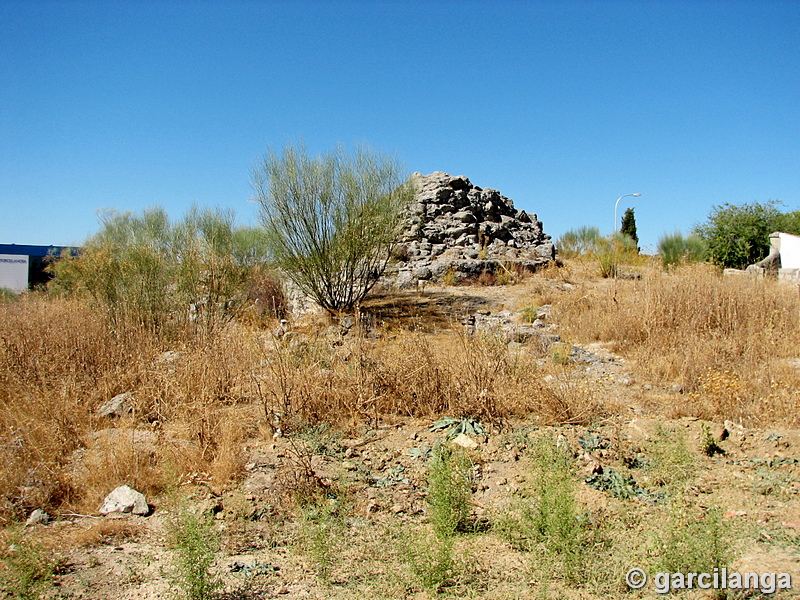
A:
693;201;798;269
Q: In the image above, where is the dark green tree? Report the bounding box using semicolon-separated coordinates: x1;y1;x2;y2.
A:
620;208;639;250
693;201;784;269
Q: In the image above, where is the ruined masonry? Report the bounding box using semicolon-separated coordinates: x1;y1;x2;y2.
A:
391;172;555;287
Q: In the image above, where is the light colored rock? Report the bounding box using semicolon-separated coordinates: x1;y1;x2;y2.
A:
99;485;149;516
451;433;479;449
25;508;50;526
97;392;134;418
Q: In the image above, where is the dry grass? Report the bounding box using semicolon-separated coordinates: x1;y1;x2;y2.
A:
558;262;800;425
258;329;605;434
0;291;604;522
0;295;258;520
5;261;794;523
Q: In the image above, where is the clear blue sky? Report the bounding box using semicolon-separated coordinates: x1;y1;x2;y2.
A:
2;0;798;252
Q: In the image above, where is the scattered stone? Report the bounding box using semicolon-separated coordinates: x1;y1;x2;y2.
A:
97;392;134;418
451;433;479;450
99;485;149;516
25;508;50;526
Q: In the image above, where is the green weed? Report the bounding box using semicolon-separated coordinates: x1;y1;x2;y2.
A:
0;529;55;600
497;436;589;585
427;444;473;538
656;502;730;584
645;424;696;491
167;508;222;600
297;498;347;582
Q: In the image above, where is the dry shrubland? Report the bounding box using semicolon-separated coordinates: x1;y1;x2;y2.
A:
2;261;798;523
558;262;800;425
0;291;599;522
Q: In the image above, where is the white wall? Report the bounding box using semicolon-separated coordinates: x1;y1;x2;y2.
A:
0;254;29;293
779;233;800;269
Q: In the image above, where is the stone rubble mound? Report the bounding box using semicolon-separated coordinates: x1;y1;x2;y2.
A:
392;172;555;286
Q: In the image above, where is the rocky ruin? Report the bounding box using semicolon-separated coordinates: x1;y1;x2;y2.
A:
390;171;555;287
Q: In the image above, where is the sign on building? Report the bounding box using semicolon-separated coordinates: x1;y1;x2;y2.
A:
0;254;29;293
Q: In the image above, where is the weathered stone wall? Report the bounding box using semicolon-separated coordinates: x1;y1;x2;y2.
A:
391;172;555;286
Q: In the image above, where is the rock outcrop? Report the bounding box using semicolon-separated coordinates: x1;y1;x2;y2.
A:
392;172;555;286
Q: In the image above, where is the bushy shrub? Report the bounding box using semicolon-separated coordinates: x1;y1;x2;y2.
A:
556;226;601;258
49;206;271;334
658;232;707;268
252;143;415;313
596;232;638;278
693;201;787;269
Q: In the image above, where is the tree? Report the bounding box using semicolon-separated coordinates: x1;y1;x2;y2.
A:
620;208;639;250
252;144;414;313
693;201;784;269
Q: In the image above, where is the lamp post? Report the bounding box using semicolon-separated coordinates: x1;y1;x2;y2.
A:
615;193;641;233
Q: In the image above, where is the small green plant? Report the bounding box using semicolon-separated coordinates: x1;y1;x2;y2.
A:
496;437;588;584
442;266;458;286
403;530;458;593
402;444;476;594
427;443;473;537
429;416;485;441
167;508;222;600
700;423;725;457
0;529;55;600
297;499;347;582
656;503;730;580
521;305;539;324
645;424;696;491
551;342;572;365
0;287;18;302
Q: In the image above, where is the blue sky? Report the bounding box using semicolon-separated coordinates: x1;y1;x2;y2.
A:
1;0;798;252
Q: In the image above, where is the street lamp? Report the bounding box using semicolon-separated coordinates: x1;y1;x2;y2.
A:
615;193;641;233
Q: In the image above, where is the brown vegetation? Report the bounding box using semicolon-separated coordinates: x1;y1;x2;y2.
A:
558;262;800;426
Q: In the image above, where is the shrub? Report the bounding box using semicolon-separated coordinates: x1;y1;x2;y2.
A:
556;226;601;258
596;232;638;278
658;231;707;268
427;444;473;538
252;143;415;313
49;206;270;334
693;201;785;269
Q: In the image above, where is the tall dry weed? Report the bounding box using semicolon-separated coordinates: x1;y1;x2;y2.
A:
558;263;800;425
0;296;259;519
257;329;604;430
